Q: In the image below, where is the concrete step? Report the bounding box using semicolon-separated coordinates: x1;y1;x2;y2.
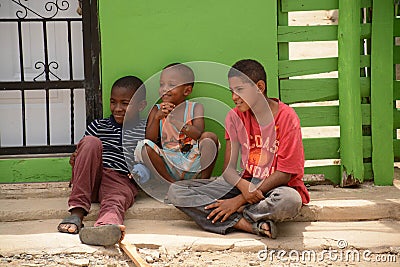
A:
1;178;400;222
1;219;399;256
0;194;189;222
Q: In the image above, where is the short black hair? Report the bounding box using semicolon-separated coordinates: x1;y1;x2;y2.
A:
228;59;267;89
112;75;146;100
163;62;195;88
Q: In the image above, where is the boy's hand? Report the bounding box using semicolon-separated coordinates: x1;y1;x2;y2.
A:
236;179;265;204
205;197;242;223
158;102;175;118
69;150;77;168
241;188;265;204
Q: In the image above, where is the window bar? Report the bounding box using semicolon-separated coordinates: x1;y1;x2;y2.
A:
68;20;75;145
45;88;50;145
18;20;27;147
42;20;50;81
67;20;73;80
70;88;75;145
17;21;24;82
21;90;27;147
42;20;51;145
82;0;94;124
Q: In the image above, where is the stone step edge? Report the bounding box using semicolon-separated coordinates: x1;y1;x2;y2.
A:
0;198;399;222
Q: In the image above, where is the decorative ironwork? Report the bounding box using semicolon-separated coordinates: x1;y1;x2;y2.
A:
0;0;102;155
33;61;62;81
11;0;70;19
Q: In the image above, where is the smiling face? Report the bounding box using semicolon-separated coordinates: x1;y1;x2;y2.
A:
110;86;136;125
158;66;193;105
228;76;263;113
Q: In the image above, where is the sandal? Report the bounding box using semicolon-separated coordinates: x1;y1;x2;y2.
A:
252;220;277;239
57;214;83;234
79;225;122;246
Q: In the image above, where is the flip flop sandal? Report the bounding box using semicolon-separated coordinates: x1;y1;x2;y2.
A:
57;214;83;234
79;225;122;246
252;220;277;239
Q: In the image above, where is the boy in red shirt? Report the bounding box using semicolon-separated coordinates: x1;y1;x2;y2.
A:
167;59;309;238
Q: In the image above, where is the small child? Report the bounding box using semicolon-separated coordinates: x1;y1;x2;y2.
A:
57;75;148;246
136;63;219;183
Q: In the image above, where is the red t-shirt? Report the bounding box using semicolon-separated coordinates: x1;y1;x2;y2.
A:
225;99;310;204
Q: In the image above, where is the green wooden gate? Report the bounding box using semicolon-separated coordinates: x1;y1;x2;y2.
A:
278;0;395;186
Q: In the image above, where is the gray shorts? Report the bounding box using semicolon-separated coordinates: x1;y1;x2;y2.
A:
167;177;302;234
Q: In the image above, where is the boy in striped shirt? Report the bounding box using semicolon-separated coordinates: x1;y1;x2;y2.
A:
58;76;148;246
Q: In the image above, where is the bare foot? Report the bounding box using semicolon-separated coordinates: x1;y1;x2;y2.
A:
58;209;84;234
59;223;79;234
259;222;272;238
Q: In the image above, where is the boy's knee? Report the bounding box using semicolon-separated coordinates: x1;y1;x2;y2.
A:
166;183;181;204
82;135;101;143
276;187;301;203
199;132;219;145
167;181;198;207
276;187;302;218
79;136;102;149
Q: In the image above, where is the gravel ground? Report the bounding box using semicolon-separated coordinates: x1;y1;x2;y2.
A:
0;252;132;267
1;248;399;267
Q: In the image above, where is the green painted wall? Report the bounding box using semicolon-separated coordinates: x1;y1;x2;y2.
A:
99;1;278;115
0;158;71;183
98;0;278;175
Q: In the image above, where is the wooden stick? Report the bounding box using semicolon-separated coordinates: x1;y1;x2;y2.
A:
119;241;151;267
